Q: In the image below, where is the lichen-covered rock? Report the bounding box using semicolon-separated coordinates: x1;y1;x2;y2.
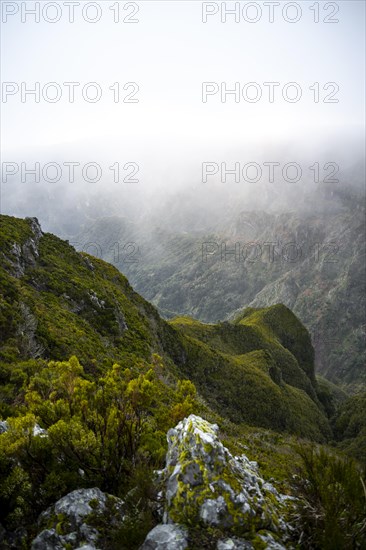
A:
217;537;253;550
140;524;188;550
31;488;124;550
160;415;292;541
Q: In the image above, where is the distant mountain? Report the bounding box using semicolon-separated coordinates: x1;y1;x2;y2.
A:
74;199;366;391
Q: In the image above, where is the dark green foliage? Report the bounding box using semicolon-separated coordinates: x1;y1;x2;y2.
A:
236;304;316;383
293;445;366;549
186;525;227;549
170;307;331;441
316;375;348;418
332;392;366;464
108;465;157;549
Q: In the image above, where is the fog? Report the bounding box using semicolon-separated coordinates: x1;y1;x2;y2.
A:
1;1;365;238
1;132;364;238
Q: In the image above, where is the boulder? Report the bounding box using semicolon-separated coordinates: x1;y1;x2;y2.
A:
31;488;124;550
217;538;253;550
140;524;188;550
141;415;293;548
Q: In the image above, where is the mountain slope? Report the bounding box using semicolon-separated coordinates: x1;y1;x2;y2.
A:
0;214;330;441
1;214;365;549
0;215;179;369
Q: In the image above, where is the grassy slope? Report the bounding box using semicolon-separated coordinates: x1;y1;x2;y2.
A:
170;306;331;441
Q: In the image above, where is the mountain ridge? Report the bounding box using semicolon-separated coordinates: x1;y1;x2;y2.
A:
0;214;330;440
72;203;366;391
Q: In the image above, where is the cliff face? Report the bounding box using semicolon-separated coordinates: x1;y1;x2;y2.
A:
243;211;366;391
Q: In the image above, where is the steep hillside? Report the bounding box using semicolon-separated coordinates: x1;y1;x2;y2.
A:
0;215;330;441
0;215;181;370
332;391;366;463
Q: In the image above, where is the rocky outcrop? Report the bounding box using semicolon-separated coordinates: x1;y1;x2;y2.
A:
16;302;45;359
27;416;294;550
31;488;124;550
0;421;8;434
141;415;294;549
7;217;43;278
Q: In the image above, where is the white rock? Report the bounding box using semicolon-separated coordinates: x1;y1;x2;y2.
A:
32;488;124;550
161;414;291;537
217;538;254;550
140;524;188;550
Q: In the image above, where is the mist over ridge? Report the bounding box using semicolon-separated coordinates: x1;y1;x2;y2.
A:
1;131;364;237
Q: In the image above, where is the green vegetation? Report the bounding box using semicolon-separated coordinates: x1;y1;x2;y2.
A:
293;445;366;549
0;214;365;548
170;306;330;441
74;208;366;391
0;215;330;441
0;354;196;542
316;375;348;418
332;392;366;463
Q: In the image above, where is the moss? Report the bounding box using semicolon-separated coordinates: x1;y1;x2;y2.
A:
44;511;70;536
250;532;271;549
88;498;99;510
55;521;64;535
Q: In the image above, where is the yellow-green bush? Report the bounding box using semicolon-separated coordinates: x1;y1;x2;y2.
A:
0;354;197;539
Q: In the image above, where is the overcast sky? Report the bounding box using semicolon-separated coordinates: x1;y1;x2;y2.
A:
1;1;364;148
0;1;365;223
